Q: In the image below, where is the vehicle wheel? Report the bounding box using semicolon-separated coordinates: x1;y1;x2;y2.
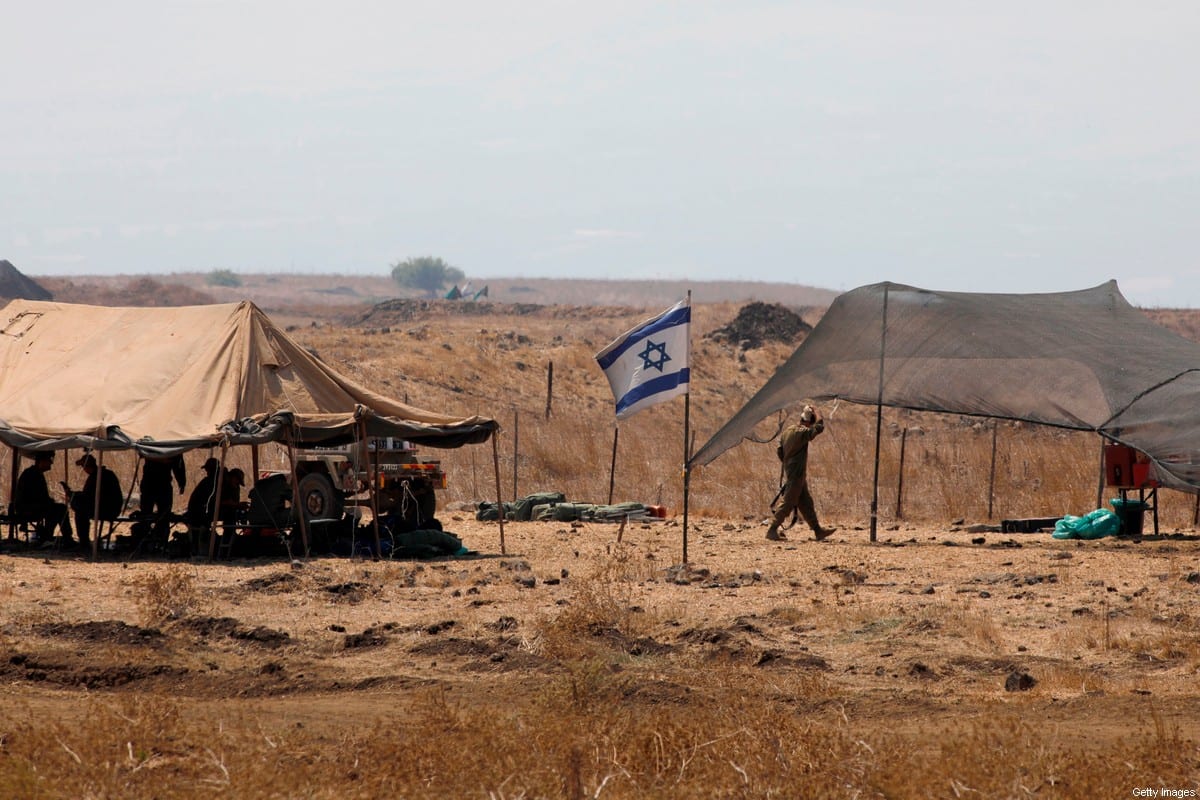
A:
297;473;343;522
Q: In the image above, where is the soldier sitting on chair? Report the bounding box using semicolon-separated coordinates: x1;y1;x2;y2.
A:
13;451;72;546
65;453;123;549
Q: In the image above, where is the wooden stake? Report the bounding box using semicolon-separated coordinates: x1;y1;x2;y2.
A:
545;361;554;419
987;419;998;520
512;407;519;501
608;426;619;506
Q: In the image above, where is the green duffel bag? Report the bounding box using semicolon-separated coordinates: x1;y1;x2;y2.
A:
512;491;567;521
550;503;596;522
585;502;648;520
475;501;517;521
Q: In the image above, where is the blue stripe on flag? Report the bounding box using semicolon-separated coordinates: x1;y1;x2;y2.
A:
596;305;691;369
615;368;690;416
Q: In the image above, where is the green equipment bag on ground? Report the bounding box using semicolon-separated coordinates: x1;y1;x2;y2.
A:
1052;508;1121;540
583;502;649;521
392;529;468;558
475;501;517;521
511;492;566;521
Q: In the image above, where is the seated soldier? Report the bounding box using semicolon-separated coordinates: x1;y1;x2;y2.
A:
13;451;72;545
185;458;222;528
66;453;123;548
219;468;249;525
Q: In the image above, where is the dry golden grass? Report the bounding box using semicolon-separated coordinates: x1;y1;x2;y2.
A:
3;293;1200;797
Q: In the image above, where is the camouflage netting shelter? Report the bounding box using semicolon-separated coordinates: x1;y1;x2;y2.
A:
0;299;497;456
691;281;1200;492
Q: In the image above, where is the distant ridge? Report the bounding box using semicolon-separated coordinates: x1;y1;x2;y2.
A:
36;273;841;312
0;260;52;301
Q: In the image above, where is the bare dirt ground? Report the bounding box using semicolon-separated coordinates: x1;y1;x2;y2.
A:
2;280;1199;795
3;517;1199;764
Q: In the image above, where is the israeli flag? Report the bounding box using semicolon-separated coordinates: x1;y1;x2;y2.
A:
596;300;691;419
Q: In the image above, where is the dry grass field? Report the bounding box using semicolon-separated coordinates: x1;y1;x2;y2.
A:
2;282;1199;798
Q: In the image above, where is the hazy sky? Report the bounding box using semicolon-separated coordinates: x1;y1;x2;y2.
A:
3;2;1198;305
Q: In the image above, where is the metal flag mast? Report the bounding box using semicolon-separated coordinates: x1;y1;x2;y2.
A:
682;290;692;564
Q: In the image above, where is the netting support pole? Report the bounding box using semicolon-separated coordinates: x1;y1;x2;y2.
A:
895;427;907;520
869;284;889;543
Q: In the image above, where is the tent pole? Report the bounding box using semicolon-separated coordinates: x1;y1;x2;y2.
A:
7;447;17;540
207;441;228;560
251;445;259;485
361;420;383;558
287;437;310;558
90;449;105;561
492;433;506;555
608;426;619;506
870;284;889;543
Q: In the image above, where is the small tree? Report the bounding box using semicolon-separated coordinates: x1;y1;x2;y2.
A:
390;256;465;298
206;269;242;288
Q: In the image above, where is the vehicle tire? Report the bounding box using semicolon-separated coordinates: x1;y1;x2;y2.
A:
297;473;343;522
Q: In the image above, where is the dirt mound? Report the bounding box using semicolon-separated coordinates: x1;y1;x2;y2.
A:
0;260;52;300
34;620;164;646
705;302;812;349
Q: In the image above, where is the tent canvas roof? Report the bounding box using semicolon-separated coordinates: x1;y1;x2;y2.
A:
0;299;497;455
691;281;1200;492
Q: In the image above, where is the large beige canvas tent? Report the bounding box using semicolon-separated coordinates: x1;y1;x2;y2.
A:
0;299;498;455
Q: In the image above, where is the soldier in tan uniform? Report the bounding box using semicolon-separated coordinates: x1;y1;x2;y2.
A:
766;404;835;542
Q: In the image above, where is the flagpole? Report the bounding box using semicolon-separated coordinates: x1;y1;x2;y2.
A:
682;291;692;565
682;393;691;565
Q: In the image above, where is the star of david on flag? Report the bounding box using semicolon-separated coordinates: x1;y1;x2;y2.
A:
595;300;691;419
